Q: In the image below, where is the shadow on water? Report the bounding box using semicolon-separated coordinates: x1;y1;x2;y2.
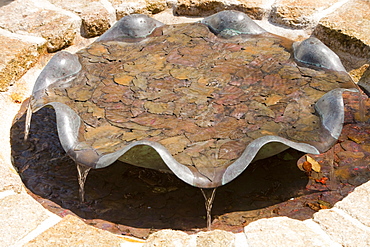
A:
10;106;370;238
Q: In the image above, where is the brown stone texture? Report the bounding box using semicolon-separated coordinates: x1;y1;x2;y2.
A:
313;0;370;60
0;0;79;52
270;0;340;28
49;0;114;37
24;215;132;246
109;0;168;20
0;31;46;91
175;0;270;19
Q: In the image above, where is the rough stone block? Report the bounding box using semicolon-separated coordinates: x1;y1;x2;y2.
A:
313;0;370;60
196;230;235;247
49;0;115;37
174;0;270;19
0;193;49;246
335;181;370;227
244;216;338;247
0;0;80;52
269;0;341;28
313;208;370;247
143;229;191;247
109;0;168;20
24;215;130;246
0;29;46;91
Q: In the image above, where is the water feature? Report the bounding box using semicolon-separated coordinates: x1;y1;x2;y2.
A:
76;163;91;203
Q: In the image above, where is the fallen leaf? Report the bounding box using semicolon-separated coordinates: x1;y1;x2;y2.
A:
302;161;312;172
315;177;328;185
306;155;321;172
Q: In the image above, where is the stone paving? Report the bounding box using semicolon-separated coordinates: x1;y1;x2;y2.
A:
0;0;369;246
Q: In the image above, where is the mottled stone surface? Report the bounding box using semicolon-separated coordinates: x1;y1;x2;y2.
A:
109;0;168;20
269;0;340;28
50;0;114;37
0;0;80;52
244;217;339;247
0;29;46;91
314;208;370;247
143;229;191;247
24;215;132;247
0;193;49;246
175;0;270;19
313;0;370;60
335;181;370;227
196;230;235;247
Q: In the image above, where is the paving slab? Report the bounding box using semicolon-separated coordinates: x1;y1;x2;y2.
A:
334;181;370;227
244;216;339;247
270;0;342;28
0;29;46;91
0;0;80;52
313;208;370;247
0;193;50;246
24;214;144;247
174;0;271;19
0;160;23;193
49;0;115;37
196;230;235;247
313;0;370;60
143;229;192;247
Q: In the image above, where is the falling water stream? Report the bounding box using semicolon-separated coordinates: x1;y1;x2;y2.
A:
76;163;91;203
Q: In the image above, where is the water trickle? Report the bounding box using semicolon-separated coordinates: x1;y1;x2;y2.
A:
77;163;91;203
357;90;367;123
200;188;217;231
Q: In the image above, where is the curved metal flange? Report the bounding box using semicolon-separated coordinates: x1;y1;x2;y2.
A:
315;88;359;140
293;37;346;72
97;14;164;42
200;10;266;37
25;51;82;140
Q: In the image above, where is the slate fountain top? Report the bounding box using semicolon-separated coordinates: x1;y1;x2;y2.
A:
26;10;357;189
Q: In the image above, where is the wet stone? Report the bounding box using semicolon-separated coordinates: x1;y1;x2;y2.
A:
0;0;80;52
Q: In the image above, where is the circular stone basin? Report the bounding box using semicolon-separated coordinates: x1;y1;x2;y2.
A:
10;10;370;239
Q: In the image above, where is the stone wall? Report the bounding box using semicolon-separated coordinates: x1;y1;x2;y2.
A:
0;0;369;92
